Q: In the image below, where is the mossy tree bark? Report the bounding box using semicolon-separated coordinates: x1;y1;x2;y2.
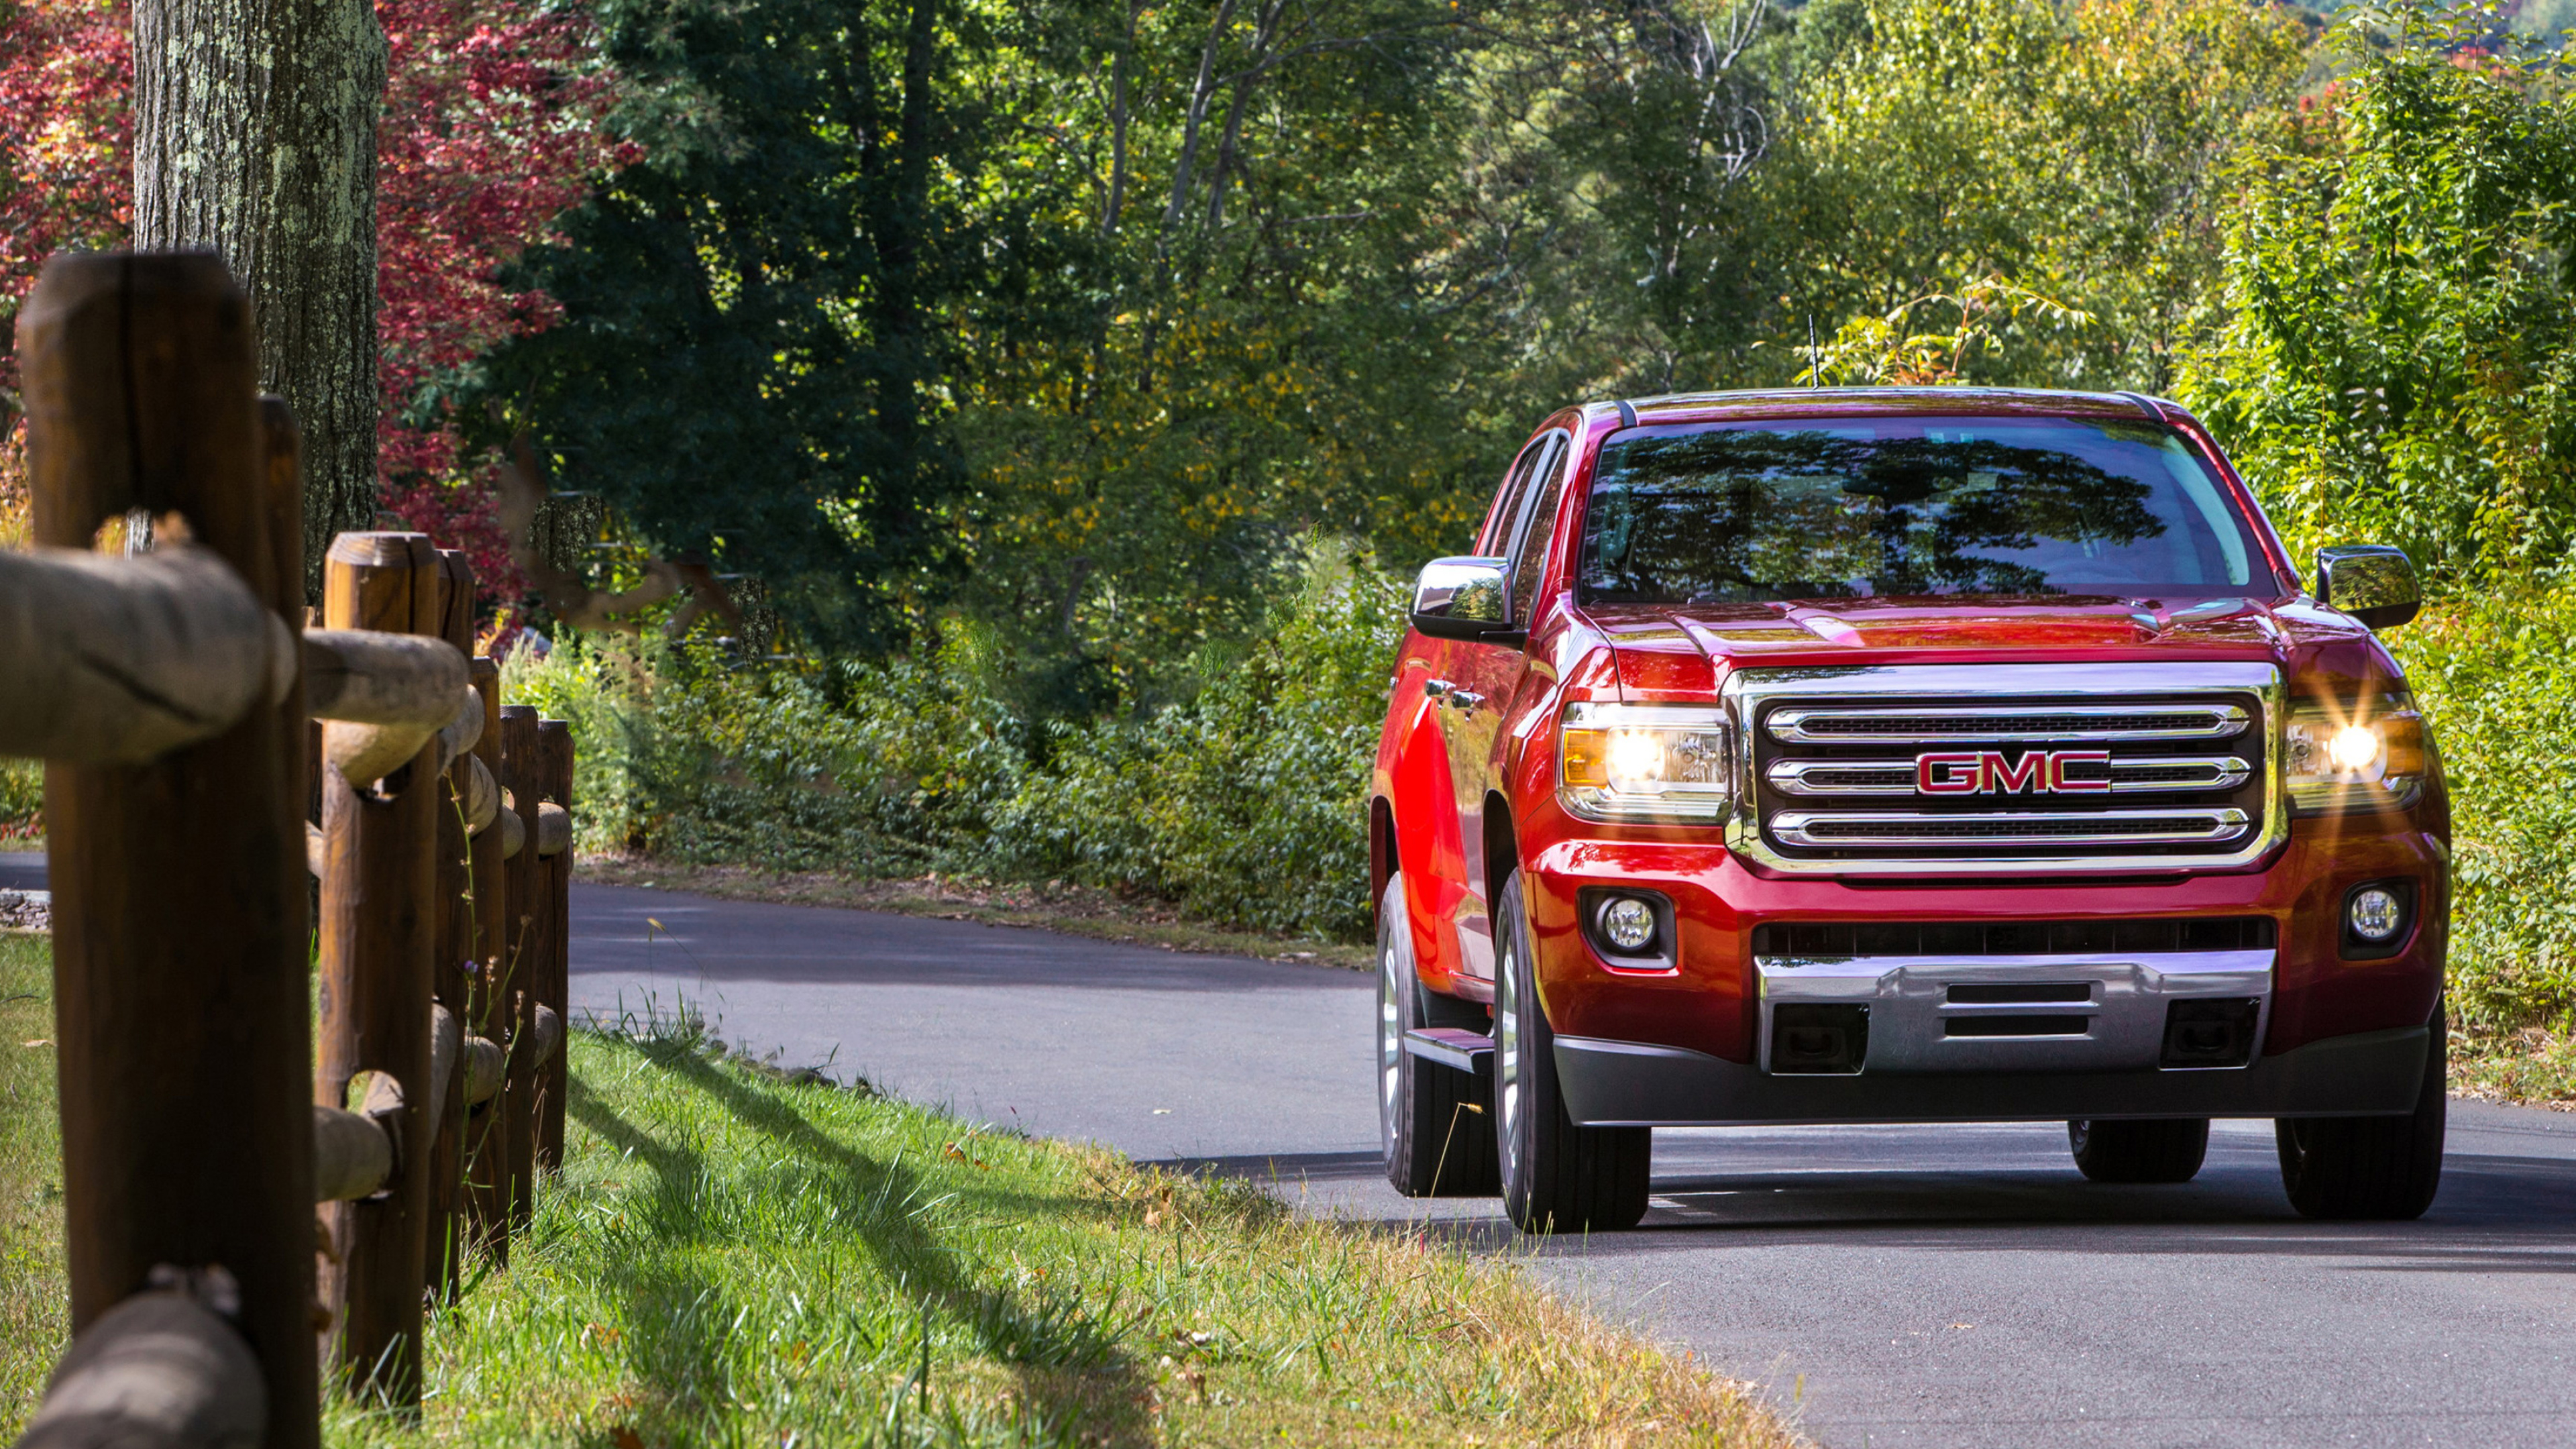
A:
132;0;388;602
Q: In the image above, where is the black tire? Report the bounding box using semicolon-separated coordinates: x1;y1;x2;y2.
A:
1493;868;1649;1232
2068;1118;2210;1183
2275;1008;2447;1221
1379;873;1499;1197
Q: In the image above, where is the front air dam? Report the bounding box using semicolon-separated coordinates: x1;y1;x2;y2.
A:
1552;1025;2429;1127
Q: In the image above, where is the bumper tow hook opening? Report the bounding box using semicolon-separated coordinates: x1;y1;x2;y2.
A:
2161;998;2261;1069
1771;1003;1868;1074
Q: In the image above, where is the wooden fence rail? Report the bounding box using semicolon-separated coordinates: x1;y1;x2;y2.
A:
9;253;582;1446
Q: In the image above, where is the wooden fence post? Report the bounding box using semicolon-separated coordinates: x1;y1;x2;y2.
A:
498;704;543;1228
315;532;445;1410
462;658;511;1258
427;551;474;1299
19;254;319;1448
537;718;573;1171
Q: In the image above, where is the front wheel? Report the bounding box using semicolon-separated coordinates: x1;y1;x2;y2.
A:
1493;869;1648;1233
2068;1118;2209;1183
1379;873;1497;1196
2275;1009;2447;1221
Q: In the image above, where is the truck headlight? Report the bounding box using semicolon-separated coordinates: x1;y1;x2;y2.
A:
1559;702;1733;823
2284;694;2426;812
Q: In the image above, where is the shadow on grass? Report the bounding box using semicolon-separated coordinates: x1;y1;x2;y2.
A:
566;1080;750;1434
572;1046;1152;1446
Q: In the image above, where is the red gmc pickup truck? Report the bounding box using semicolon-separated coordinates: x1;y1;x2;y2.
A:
1373;388;2447;1233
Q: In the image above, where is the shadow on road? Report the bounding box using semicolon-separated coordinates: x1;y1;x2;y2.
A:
1143;1132;2576;1276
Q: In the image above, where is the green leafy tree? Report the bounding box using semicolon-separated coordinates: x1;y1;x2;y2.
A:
1761;0;2308;390
470;0;1063;649
2179;2;2576;584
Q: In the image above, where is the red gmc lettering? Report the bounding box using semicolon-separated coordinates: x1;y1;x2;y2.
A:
1915;752;1984;794
2047;748;2111;792
1912;749;2114;794
1980;750;2045;794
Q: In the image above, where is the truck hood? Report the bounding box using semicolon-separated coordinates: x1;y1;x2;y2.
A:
1582;595;2381;695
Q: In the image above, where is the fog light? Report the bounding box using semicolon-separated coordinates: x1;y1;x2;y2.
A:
2348;887;2404;943
1600;897;1658;952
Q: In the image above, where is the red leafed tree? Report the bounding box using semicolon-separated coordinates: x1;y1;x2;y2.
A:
374;0;637;600
0;0;629;603
0;0;129;507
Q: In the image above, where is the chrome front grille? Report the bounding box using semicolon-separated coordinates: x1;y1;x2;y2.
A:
1770;808;2252;847
1766;755;2252;796
1723;663;2286;877
1766;703;2249;744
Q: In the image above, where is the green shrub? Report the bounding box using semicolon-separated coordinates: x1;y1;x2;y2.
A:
0;759;37;841
500;632;666;857
2392;591;2576;1035
502;631;1026;873
987;559;1403;938
511;554;1403;941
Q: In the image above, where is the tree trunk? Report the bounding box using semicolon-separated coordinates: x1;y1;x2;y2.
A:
131;0;389;603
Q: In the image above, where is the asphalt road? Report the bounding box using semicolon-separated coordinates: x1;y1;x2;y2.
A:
568;881;2576;1449
0;851;43;892
18;841;2565;1447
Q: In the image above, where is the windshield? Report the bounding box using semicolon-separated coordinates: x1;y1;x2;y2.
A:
1577;417;2263;604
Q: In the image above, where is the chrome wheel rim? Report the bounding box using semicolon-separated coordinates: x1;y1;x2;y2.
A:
1495;936;1524;1191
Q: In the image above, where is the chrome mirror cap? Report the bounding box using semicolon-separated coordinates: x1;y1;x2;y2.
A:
2316;545;2421;631
1411;556;1511;641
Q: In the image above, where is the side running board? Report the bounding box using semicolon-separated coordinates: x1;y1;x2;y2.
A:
1403;1027;1493;1073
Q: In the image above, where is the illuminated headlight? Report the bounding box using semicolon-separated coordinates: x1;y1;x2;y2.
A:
1559;702;1733;823
2284;694;2426;812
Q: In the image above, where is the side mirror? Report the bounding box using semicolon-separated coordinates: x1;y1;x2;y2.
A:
1411;556;1511;641
2316;545;2420;631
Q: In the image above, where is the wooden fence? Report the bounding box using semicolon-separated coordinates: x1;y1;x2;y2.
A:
7;254;582;1448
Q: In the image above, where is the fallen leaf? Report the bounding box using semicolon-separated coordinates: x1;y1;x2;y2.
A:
21;1039;49;1049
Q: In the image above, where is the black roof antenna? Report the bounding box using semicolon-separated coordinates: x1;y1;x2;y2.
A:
1807;315;1820;388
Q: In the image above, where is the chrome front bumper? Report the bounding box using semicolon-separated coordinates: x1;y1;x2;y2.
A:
1756;947;2274;1075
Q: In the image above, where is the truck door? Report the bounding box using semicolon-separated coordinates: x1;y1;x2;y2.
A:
1399;435;1555;991
1387;627;1465;983
1437;430;1571;984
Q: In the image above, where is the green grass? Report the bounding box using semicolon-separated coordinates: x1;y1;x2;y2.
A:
1;943;1796;1446
0;934;63;1422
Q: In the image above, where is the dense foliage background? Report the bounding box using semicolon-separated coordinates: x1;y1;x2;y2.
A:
9;0;2576;1073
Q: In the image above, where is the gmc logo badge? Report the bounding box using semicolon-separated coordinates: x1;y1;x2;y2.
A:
1915;749;2112;795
